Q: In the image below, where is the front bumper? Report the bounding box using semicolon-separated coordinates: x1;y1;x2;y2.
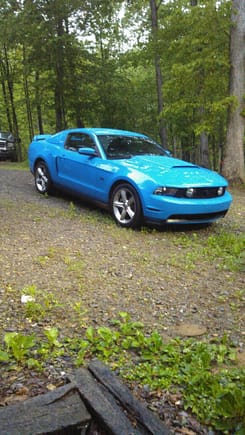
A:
143;191;232;224
0;148;16;160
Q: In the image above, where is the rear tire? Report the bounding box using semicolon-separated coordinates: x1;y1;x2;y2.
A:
110;183;142;228
34;161;52;194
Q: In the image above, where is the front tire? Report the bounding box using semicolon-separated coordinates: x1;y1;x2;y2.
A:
110;183;142;228
34;161;52;194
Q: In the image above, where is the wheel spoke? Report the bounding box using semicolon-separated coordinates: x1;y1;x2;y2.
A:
120;189;127;202
128;196;135;206
113;200;124;209
126;205;135;219
37;167;44;176
120;208;127;220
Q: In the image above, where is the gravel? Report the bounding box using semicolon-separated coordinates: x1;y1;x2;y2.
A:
0;165;244;433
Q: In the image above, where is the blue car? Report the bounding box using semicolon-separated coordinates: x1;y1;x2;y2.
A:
28;128;232;228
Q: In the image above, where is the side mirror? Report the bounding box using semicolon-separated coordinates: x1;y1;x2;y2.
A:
78;147;97;157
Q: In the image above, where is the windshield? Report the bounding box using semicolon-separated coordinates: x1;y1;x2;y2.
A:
0;132;14;141
98;135;168;159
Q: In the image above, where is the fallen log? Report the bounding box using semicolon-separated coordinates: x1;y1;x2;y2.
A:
0;360;171;434
88;359;170;435
68;367;143;435
0;382;91;435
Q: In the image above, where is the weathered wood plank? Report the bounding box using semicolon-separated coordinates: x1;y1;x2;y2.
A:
88;359;171;435
68;368;143;435
0;383;91;435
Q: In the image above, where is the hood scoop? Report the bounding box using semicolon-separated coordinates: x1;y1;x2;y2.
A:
172;164;199;169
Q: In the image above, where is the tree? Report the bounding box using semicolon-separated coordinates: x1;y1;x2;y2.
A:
159;0;231;167
0;0;241;167
0;2;22;159
222;0;245;183
149;0;167;147
190;0;209;168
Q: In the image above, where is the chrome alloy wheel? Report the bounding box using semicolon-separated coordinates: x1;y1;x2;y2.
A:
35;162;51;194
111;184;142;228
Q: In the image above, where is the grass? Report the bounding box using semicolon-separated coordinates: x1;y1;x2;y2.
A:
0;160;29;170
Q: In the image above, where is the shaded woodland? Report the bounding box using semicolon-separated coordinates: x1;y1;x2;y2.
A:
0;0;244;182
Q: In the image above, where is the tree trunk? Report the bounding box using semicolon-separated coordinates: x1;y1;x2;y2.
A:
55;18;66;131
199;132;209;168
23;45;34;142
1;78;12;131
198;105;209;168
190;0;210;168
149;0;168;148
3;44;21;160
35;72;44;134
222;0;245;183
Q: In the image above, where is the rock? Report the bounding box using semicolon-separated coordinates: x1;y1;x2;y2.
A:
173;323;207;337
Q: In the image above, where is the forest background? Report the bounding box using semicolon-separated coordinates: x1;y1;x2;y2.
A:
0;0;244;182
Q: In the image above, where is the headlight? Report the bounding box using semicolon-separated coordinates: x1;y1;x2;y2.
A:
154;187;179;196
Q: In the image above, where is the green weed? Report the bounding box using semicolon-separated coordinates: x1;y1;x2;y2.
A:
67;201;77;218
4;332;36;362
21;285;63;321
205;232;245;272
0;312;244;433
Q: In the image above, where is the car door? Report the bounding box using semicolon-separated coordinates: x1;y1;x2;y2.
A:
56;132;103;199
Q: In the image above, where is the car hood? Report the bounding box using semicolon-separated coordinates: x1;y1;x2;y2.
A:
122;155;228;187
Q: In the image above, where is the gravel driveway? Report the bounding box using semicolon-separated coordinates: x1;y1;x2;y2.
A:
0;166;244;340
0;165;244;433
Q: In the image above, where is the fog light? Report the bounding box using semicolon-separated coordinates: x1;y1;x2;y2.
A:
186;188;195;198
217;187;224;196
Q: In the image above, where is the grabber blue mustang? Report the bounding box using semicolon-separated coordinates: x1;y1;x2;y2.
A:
28;128;232;228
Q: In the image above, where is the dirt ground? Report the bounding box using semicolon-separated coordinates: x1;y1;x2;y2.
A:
0;166;244;433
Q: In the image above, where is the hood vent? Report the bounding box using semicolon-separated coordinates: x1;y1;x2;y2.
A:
172;165;198;169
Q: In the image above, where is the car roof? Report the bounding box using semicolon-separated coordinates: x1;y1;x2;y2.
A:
60;128;147;137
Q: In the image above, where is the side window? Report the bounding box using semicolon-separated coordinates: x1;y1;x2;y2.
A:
65;133;96;152
81;135;96;149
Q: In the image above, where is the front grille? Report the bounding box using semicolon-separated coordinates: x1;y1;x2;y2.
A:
174;187;226;199
191;187;225;198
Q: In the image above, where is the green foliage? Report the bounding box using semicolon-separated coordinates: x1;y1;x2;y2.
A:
67;202;78;218
0;313;244;432
21;284;63;321
24;300;46;320
73;316;245;433
205;232;245;272
0;0;240;171
173;230;245;272
4;332;36;362
0;350;9;362
43;327;62;349
215;389;245;432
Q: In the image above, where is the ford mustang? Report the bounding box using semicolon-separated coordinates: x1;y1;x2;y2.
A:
28;128;232;228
